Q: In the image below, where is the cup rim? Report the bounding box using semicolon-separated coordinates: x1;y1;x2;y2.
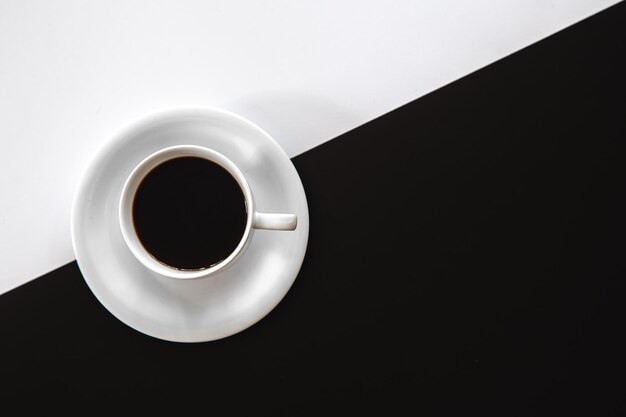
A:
119;144;254;280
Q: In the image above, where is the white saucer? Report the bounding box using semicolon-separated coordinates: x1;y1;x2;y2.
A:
71;108;309;342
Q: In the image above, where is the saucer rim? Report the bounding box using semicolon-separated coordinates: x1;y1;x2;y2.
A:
70;107;309;342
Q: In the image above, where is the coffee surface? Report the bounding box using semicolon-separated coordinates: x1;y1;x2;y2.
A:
133;156;247;270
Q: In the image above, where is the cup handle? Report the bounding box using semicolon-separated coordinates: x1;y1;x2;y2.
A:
253;212;297;231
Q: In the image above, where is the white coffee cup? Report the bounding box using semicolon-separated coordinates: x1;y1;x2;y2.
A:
119;144;297;280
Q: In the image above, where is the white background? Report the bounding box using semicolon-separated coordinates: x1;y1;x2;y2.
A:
0;0;619;295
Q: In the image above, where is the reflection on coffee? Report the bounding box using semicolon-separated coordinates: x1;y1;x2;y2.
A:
132;156;247;270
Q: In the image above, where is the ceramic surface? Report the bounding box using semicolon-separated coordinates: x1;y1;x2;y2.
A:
119;144;297;280
71;108;309;342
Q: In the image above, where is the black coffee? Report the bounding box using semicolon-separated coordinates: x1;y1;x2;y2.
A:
132;156;247;270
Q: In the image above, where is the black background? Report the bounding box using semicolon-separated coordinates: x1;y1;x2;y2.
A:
1;3;625;415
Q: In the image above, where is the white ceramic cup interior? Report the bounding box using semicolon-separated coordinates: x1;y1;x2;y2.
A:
119;145;297;280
